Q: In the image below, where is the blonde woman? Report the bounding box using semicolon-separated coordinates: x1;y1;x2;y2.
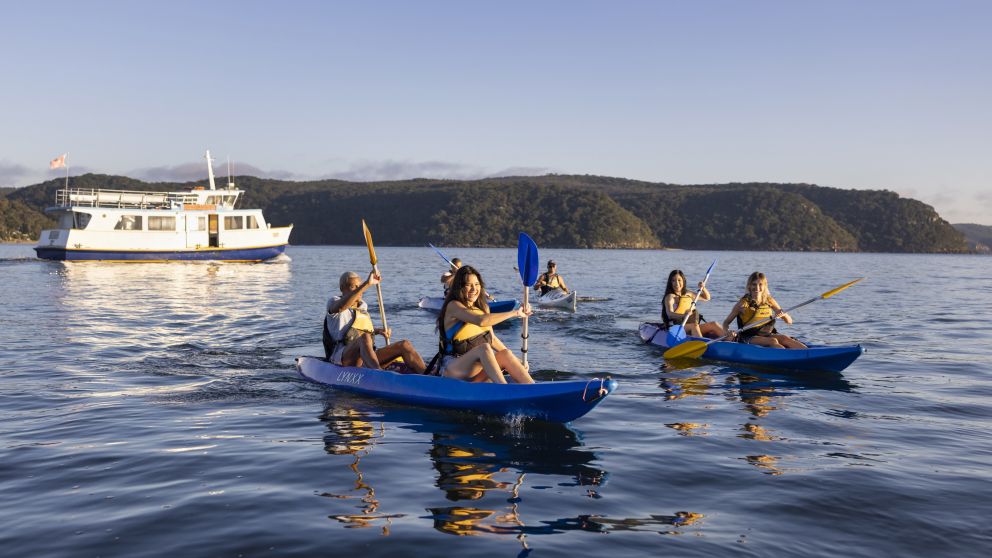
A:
722;272;807;349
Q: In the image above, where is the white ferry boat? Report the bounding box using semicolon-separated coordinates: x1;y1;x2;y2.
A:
34;151;293;262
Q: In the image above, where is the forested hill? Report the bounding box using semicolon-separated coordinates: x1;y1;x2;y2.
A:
953;223;992;253
1;173;969;252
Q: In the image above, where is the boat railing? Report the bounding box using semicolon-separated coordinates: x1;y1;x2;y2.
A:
56;188;200;209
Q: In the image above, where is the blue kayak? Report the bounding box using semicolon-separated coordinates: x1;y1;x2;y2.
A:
418;296;518;314
296;356;617;423
639;322;864;373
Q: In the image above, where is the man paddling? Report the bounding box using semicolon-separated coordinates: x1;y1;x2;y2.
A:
534;260;570;295
440;257;462;294
324;271;427;372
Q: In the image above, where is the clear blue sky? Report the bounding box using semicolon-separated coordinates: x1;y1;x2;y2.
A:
2;0;989;224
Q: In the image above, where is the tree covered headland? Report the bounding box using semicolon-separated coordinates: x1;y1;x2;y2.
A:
1;173;970;252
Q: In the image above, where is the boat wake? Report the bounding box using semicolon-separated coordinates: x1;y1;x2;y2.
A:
264;253;292;264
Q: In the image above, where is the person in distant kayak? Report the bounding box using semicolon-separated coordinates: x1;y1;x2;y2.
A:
436;265;535;384
324;271;428;372
663;269;725;339
534;260;569;295
721;272;807;349
441;258;462;294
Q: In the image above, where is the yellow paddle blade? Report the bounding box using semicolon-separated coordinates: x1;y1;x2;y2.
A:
821;277;865;300
663;340;709;360
361;219;377;266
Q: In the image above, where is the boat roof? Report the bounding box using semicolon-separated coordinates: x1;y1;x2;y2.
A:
50;186;243;211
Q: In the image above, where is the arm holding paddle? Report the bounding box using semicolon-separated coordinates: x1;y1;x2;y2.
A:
445;300;532;329
668;277;865;360
328;271;380;314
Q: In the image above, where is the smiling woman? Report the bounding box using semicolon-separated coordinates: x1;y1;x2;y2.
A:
436;265;535;384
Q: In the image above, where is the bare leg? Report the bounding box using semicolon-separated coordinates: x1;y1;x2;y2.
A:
700;322;725;338
494;349;534;384
340;342;365;367
748;335;784;349
357;333;381;369
375;340;427;373
441;344;507;384
773;334;807;349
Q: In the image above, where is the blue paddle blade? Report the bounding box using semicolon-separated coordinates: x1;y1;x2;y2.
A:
704;259;717;277
517;232;539;286
428;243;452;266
666;325;688;346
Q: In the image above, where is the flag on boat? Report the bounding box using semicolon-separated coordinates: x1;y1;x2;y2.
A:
49;153;67;169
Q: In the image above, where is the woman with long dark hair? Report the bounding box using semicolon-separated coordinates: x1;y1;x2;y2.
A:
436;266;534;384
663;269;724;338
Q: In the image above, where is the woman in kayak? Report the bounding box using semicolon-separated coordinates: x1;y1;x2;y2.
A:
436;265;535;384
663;269;724;338
534;260;569;295
721;272;807;349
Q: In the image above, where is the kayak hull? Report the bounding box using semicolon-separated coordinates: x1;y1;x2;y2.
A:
296;356;616;423
638;322;863;373
418;297;518;314
536;289;577;311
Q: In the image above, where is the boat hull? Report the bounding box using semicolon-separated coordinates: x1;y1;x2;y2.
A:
639;322;863;373
418;296;518;313
34;244;287;262
536;289;577;311
295;356;616;423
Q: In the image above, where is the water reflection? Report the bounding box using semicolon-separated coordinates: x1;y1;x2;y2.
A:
49;261;293;361
314;397;615;549
660;364;855;475
319;406;404;534
411;416;606;541
722;368;854;476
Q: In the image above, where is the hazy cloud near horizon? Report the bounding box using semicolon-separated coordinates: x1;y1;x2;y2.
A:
128;162;298;183
321;160;551;182
0;162;31;187
126;159;551;183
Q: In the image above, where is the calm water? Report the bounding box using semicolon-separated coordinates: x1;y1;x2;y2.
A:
1;244;990;557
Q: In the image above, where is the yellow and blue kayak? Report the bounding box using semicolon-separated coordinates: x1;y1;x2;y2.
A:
639;322;864;373
296;356;616;423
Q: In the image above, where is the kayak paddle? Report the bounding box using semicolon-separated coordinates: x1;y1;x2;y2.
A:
663;277;865;360
666;259;717;346
361;219;390;345
428;242;454;267
517;232;539;366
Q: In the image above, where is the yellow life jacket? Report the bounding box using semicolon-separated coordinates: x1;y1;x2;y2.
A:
351;308;374;333
663;293;695;325
324;299;376;364
737;296;775;330
443;307;493;355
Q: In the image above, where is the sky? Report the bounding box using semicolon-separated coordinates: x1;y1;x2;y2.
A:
1;0;989;224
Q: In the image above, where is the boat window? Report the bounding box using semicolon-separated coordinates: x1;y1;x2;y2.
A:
224;215;243;230
246;215;259;229
113;215;143;230
188;216;206;231
148;216;176;231
206;196;219;204
58;213;74;228
73;212;92;229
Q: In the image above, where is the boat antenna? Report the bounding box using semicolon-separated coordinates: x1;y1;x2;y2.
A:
205;150;216;190
227;156;235;189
